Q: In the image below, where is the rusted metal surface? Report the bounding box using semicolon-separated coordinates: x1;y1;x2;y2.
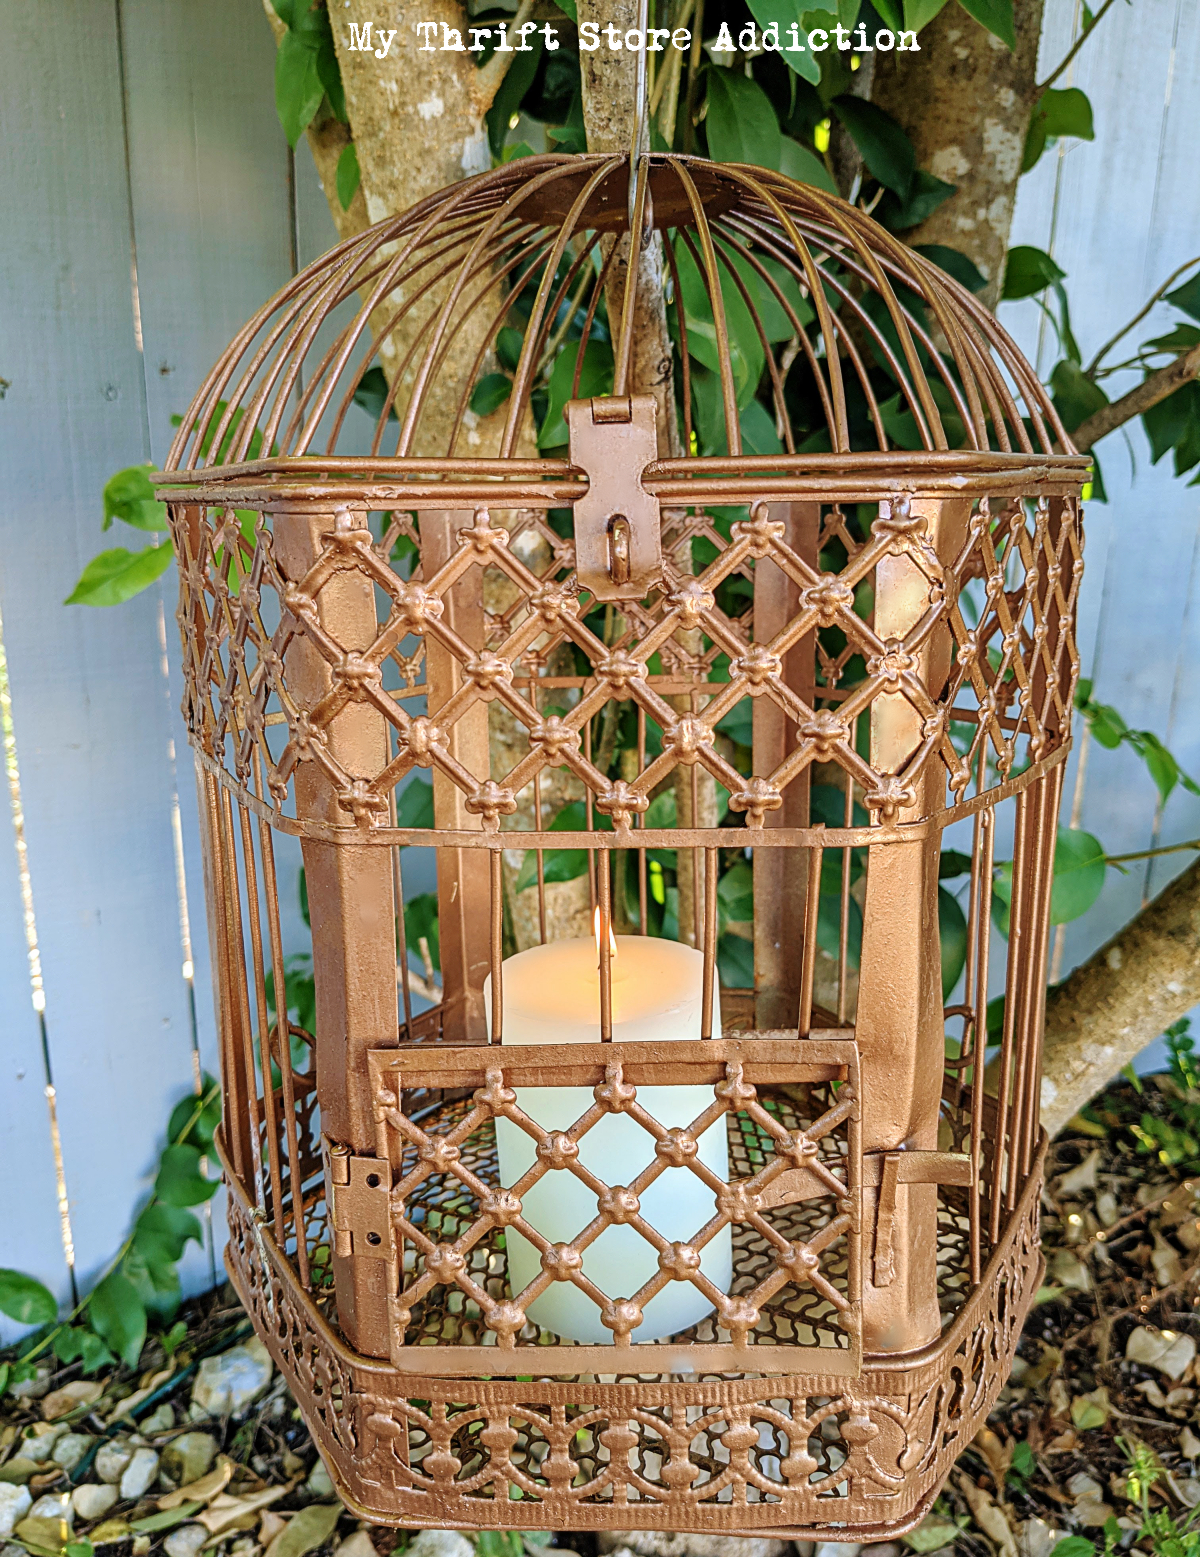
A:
163;153;1084;1535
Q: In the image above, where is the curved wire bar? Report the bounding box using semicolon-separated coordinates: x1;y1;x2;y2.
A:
164;153;1073;481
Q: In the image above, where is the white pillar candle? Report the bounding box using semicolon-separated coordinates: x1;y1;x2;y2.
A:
483;935;732;1345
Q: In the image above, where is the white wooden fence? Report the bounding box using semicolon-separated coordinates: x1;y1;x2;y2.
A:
1;0;1197;1327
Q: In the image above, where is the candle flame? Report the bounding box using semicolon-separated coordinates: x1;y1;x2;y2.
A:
593;906;617;961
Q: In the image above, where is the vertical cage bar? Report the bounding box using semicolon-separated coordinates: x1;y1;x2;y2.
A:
420;509;491;1044
753;501;820;1027
993;786;1031;1237
798;842;823;1038
701;846;718;1040
219;786;266;1215
202;767;251;1190
490;848;504;1045
968;806;993;1285
838;758;853;1025
598;850;613;1042
239;804;287;1243
637;707;648;934
255;809;311;1288
389;785;414;1043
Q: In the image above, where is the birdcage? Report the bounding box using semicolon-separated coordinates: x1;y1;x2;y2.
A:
159;151;1086;1538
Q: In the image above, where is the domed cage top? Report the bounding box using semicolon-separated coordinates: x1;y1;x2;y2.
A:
159;153;1087;1538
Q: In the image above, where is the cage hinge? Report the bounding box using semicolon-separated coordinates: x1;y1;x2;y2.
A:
866;1150;973;1287
567;394;661;603
323;1138;393;1261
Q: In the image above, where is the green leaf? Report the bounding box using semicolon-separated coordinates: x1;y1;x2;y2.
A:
275;30;324;148
672;240;766;409
1143;382;1200;465
167;1075;221;1149
352;366;396;424
779;136;837;192
913;244;987;294
1003;245;1066;301
705;69;782;171
1023;87;1094;172
133;1203;203;1272
939;886;968;998
88;1271;146;1370
396;775;434;830
470;372;512;418
336;142;360;210
938;849;973;880
719;928;756;988
1049;1541;1098;1557
717;860;754;924
314;33;346;123
1165;269;1200;322
1050;829;1106;925
831;97;914;198
513;800;593;893
903;0;950;27
1049;360;1108;434
103;465;167;533
0;1270;57;1327
877;169;956;232
874;0;903;24
155;1143;220;1207
539;337;613;449
404;892;440;974
487;34;543;159
955;0;1015;48
65;542;173;607
746;0;820;82
495;327;525;373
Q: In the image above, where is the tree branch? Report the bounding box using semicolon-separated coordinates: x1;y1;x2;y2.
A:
1040;857;1200;1138
1086;256;1200;376
1037;0;1120;94
1071;343;1200;452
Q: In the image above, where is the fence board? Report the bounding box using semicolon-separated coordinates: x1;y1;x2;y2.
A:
118;0;297;1291
1002;0;1200;1055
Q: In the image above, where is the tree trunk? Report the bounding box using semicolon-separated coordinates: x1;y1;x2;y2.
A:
871;0;1046;306
1041;859;1200;1137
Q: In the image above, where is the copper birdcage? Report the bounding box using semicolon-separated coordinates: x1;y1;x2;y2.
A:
159;152;1086;1538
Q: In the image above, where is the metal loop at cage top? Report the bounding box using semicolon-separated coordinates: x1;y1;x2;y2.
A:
160;153;1087;1539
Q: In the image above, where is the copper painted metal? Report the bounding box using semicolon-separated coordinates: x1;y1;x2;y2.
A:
161;153;1085;1535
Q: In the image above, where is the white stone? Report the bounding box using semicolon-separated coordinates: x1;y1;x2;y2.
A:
815;1546;861;1557
1017;1518;1064;1557
0;1486;31;1540
336;1533;377;1557
191;1339;273;1418
119;1448;161;1501
51;1434;96;1472
305;1461;334;1498
1126;1325;1197;1381
72;1485;118;1522
29;1493;74;1527
403;1532;476;1557
162;1432;218;1487
20;1424;67;1463
163;1525;210;1557
95;1440;134;1484
139;1404;174;1435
